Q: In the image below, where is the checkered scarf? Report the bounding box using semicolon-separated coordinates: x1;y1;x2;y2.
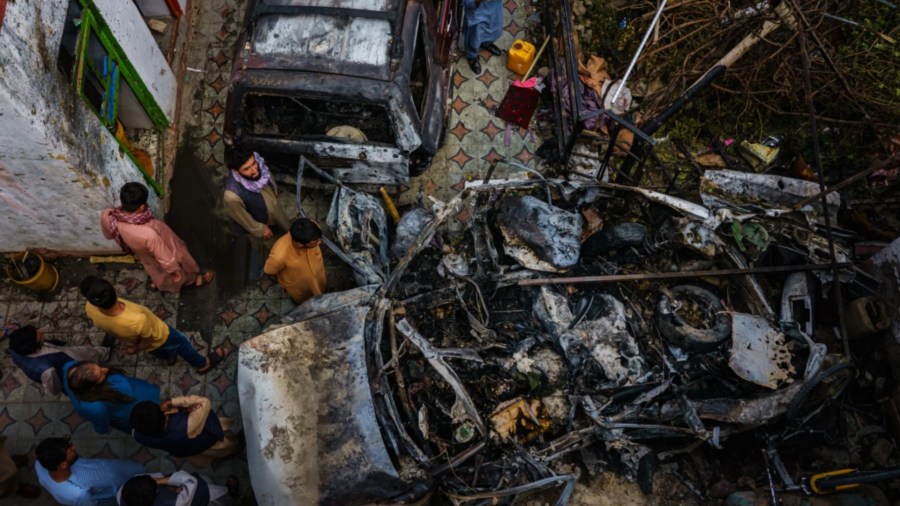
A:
108;207;153;253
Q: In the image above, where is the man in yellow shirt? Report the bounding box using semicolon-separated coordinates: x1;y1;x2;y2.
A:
79;276;225;373
263;218;327;305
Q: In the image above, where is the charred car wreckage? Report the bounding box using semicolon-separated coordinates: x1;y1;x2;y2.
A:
227;0;900;502
237;154;897;504
223;0;460;184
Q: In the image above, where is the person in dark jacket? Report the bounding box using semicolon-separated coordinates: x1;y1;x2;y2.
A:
130;396;240;468
223;149;290;252
7;325;110;395
63;361;160;434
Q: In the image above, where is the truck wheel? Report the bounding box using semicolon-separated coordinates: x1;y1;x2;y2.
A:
656;285;731;350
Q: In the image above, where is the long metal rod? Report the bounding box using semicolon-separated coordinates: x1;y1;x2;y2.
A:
793;155;899;210
611;0;668;103
518;263;852;286
791;0;851;359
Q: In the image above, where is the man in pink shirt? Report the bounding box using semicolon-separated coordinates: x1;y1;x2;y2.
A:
100;183;213;293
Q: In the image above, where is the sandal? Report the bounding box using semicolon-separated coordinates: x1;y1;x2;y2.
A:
198;345;227;375
225;476;240;499
195;271;215;287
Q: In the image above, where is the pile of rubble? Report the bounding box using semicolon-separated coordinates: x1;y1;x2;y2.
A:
238;155;900;504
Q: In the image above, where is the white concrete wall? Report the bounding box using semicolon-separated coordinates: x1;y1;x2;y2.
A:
0;0;160;253
95;0;177;122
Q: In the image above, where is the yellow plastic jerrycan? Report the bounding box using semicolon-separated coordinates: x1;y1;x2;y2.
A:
507;39;536;75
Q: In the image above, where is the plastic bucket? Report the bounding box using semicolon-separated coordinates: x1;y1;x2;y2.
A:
6;251;59;292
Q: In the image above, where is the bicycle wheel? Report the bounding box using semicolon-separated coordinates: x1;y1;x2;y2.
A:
786;362;854;426
815;468;900;491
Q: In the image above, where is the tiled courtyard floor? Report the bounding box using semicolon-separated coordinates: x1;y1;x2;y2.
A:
0;261;258;505
0;0;547;503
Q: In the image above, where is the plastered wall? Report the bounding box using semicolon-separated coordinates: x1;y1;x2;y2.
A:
0;1;166;254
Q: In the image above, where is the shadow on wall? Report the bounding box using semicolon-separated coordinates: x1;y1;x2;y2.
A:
165;134;248;297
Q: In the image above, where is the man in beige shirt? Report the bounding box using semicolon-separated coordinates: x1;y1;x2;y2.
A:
223;150;290;251
264;218;327;305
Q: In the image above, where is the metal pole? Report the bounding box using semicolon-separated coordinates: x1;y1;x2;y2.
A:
792;155;899;210
611;0;668;103
518;263;852;286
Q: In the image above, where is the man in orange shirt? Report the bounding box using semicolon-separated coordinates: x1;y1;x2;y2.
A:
263;218;327;305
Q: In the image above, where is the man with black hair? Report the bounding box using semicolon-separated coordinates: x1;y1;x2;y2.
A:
63;361;160;434
79;276;226;373
34;436;144;505
224;150;290;251
130;395;240;467
7;325;110;395
263;218;327;304
118;471;236;506
100;182;213;292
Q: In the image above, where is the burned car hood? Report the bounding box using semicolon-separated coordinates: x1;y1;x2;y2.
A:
246;0;401;81
249;14;393;82
238;287;409;506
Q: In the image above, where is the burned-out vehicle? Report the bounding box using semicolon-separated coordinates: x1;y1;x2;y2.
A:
223;0;461;184
238;156;871;504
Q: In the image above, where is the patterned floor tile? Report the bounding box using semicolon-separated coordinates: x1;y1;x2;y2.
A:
20;377;59;403
0;280;16;301
216;303;242;327
168;367;205;397
0;372;25;402
147;299;179;327
115;269;150;299
38;300;92;334
0;301;10;327
131;365;171;397
4;302;40;328
0;407;16;436
59;282;86;301
203;368;237;404
505;20;524;38
448;147;474;170
477;68;501;87
25;403;72;439
249;301;278;328
60;406;91;437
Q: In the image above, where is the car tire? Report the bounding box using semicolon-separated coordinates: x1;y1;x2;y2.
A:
656;285;731;350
